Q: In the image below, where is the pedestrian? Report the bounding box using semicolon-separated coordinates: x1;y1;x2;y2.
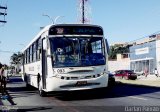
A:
0;63;6;95
154;68;159;77
4;65;9;80
144;68;148;77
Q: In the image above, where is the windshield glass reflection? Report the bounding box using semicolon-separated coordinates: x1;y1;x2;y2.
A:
50;37;106;67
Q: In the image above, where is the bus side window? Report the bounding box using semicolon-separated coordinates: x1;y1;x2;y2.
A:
36;38;42;61
33;43;36;62
27;49;30;63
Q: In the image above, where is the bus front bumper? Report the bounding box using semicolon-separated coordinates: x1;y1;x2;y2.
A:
46;75;108;92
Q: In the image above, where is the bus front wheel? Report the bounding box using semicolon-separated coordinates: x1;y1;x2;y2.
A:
38;85;46;97
38;77;46;97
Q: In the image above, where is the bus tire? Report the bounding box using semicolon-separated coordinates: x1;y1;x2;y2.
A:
26;84;32;89
38;83;46;97
38;76;46;97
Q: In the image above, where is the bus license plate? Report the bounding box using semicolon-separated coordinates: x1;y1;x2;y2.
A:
76;81;87;86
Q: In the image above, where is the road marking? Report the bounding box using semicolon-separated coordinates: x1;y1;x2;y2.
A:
129;96;148;101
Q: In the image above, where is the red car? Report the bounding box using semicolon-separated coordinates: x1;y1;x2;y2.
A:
114;70;137;80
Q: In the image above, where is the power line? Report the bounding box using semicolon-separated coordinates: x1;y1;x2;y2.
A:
0;6;7;9
0;12;7;15
0;20;6;23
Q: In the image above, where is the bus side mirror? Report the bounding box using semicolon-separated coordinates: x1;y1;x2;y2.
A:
105;39;110;54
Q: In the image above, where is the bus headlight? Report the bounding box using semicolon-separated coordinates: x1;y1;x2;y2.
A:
100;72;105;75
100;71;107;75
55;74;70;80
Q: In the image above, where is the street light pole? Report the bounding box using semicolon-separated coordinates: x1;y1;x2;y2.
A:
43;14;64;24
54;16;64;24
42;14;54;24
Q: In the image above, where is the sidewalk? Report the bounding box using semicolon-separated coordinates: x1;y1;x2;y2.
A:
116;75;160;88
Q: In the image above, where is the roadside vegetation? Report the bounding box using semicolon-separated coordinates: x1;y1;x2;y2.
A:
109;44;130;60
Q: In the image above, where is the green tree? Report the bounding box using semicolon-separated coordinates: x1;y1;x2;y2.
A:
10;52;23;65
109;44;130;60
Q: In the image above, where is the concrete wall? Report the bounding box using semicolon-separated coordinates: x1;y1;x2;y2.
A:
108;54;130;72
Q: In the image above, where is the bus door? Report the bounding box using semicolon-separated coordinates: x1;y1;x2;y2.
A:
41;38;47;89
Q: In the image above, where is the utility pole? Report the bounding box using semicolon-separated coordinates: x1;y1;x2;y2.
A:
0;5;7;23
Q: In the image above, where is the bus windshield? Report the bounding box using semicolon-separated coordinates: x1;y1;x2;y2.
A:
50;37;106;67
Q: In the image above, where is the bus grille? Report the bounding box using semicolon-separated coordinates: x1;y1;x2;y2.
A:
58;74;101;80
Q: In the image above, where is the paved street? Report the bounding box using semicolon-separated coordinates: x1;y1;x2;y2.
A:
0;75;160;112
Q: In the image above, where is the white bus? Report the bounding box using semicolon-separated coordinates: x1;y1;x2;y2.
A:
21;24;109;96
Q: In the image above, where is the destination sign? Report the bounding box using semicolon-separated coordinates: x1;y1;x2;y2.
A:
49;25;103;35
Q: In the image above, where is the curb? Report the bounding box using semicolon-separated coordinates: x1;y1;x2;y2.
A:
116;81;160;89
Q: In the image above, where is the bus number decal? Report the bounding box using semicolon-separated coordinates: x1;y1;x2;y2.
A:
57;69;65;73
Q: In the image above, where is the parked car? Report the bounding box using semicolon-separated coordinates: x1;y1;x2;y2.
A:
135;71;144;76
7;69;14;77
114;70;137;80
108;73;115;86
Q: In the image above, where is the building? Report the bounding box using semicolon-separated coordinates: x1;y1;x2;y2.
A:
129;34;160;75
108;34;160;74
108;42;130;72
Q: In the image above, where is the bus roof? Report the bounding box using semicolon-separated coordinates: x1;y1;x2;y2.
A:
21;24;103;52
21;24;52;52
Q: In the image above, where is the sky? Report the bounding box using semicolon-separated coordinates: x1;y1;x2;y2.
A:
0;0;160;65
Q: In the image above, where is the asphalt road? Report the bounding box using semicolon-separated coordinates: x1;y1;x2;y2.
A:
1;76;160;112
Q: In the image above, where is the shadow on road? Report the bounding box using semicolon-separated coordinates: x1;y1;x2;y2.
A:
6;86;38;99
4;91;17;105
4;76;38;104
18;107;53;112
6;76;160;102
49;83;160;101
